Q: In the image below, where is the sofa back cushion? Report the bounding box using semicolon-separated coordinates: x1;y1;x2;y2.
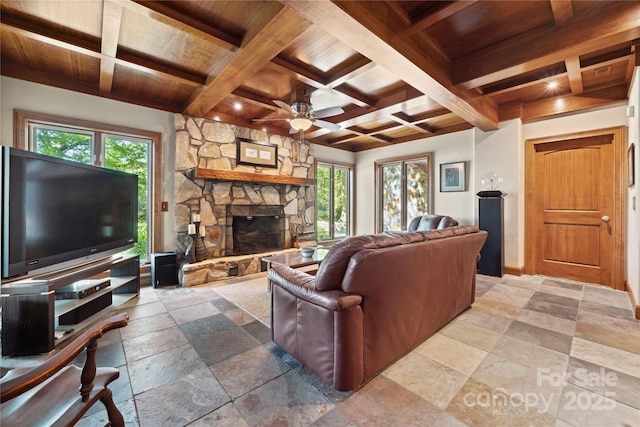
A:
315;226;476;292
315;233;408;291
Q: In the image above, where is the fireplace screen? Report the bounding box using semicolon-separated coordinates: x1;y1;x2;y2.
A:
227;205;285;255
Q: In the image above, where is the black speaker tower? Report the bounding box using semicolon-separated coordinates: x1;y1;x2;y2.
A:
477;191;504;277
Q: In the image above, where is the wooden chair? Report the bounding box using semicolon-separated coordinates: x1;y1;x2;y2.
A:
1;313;129;426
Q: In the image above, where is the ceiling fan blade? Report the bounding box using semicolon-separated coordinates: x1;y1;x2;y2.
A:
313;106;344;119
252;117;290;122
273;100;296;115
313;119;341;131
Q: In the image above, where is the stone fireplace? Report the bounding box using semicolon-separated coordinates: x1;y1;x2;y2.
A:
174;113;316;267
226;205;285;255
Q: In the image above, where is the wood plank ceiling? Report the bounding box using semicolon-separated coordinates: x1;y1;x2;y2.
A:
2;1;638;152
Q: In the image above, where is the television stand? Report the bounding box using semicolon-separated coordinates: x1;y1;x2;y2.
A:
1;254;140;356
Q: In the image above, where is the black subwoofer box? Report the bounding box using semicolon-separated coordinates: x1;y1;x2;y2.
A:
151;252;178;288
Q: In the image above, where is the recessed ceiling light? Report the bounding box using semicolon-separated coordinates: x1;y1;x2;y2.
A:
233;102;242;111
547;81;558;89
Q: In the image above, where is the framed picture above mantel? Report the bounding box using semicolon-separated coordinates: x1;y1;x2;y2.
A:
237;137;278;168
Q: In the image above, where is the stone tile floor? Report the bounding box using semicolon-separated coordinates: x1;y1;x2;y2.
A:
2;273;639;426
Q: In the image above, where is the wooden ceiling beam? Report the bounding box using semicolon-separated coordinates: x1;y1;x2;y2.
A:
328;130;395;146
521;83;628;122
393;123;473;144
324;55;375;89
626;42;640;86
230;88;281;112
1;14;101;57
118;0;241;51
550;0;573;26
388;112;433;134
269;57;375;107
304;91;434;139
454;2;640;88
281;0;498;131
198;109;292;140
403;107;452;123
565;57;584;95
485;51;631;97
99;1;123;95
405;0;479;34
332;83;377;107
581;54;633;73
115;49;205;86
101;1;122;58
1;14;205;88
1;62;185;112
385;1;411;25
182;4;312;117
550;2;584;96
329;115;441;146
270;56;327;86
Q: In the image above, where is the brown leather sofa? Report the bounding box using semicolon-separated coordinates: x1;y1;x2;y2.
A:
407;214;458;231
268;225;487;391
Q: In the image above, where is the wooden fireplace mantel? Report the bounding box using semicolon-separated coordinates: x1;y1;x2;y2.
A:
195;168;316;186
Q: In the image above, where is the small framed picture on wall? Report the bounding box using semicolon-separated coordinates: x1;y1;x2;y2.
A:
440;161;467;192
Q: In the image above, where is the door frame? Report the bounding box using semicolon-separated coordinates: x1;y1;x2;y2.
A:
524;126;627;290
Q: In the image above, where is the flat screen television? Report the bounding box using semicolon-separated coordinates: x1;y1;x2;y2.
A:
2;146;138;282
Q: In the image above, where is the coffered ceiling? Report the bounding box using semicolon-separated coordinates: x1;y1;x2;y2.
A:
2;1;638;151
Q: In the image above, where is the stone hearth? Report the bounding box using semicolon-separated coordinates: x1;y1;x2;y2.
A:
179;248;298;287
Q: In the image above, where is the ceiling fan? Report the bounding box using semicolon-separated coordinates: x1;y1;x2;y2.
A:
252;99;344;134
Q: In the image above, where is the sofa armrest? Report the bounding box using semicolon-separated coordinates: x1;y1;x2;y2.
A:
268;265;362;311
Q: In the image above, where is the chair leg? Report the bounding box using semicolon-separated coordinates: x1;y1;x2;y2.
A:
100;387;124;427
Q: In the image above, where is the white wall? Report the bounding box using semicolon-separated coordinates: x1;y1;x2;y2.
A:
0;76;177;251
354;130;475;234
627;68;639;304
313;144;355;165
474;119;523;268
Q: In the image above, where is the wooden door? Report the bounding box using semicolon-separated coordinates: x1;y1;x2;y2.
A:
525;127;626;289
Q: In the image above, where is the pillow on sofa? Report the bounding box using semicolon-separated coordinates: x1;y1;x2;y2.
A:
407;214;458;231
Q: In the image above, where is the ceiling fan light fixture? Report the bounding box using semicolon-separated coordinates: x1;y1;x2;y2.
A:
290;117;313;131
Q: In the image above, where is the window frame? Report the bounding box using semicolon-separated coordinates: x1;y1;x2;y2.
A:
374;153;434;233
316;160;354;242
14;109;163;264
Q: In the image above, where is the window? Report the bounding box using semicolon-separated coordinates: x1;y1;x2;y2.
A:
376;154;432;232
317;162;352;241
16;110;162;263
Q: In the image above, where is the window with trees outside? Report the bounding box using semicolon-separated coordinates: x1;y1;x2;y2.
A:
15;111;162;263
316;162;352;241
376;154;432;232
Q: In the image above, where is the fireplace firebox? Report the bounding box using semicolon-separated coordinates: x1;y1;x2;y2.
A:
226;205;285;256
